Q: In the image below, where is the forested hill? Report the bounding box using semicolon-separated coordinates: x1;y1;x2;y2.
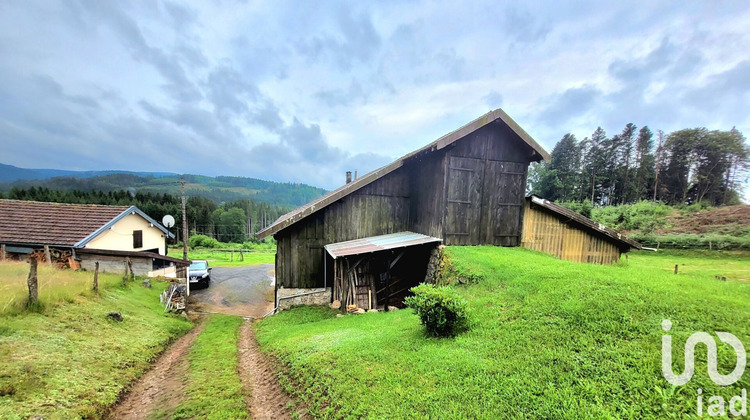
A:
0;170;327;209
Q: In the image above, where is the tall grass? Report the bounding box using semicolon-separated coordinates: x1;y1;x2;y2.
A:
0;261;122;315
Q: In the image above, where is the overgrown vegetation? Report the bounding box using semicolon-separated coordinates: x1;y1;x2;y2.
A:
404;284;470;337
0;277;192;419
0;261;122;315
168;245;275;267
256;247;750;418
173;315;248;419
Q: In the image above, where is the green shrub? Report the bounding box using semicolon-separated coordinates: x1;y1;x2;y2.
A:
558;199;593;218
404;284;470;337
188;234;221;249
629;232;750;250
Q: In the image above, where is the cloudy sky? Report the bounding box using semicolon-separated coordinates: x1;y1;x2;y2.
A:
1;1;749;189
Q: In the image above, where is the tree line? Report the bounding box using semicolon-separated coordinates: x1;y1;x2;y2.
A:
529;124;749;206
1;187;287;243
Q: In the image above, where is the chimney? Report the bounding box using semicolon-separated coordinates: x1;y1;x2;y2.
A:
354;170;358;180
346;171;352;184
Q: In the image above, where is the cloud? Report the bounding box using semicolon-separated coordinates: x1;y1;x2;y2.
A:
1;0;749;195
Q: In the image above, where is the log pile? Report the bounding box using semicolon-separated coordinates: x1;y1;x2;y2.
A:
160;283;187;312
29;248;79;269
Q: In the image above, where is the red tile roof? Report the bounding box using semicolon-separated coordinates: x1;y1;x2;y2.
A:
0;199;130;246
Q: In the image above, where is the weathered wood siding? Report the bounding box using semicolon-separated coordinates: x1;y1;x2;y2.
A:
276;120;538;288
276;168;410;288
521;201;622;265
443;122;530;246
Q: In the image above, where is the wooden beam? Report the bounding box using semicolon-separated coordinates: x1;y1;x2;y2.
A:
389;250;406;269
384;254;392;311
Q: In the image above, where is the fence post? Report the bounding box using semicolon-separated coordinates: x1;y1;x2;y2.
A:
123;259;130;284
674;264;678;274
27;257;38;305
1;244;5;261
240;249;244;262
93;262;99;292
127;258;134;281
44;245;52;265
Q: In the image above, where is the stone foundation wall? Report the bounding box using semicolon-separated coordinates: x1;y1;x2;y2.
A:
80;254;152;277
423;245;445;284
277;287;332;311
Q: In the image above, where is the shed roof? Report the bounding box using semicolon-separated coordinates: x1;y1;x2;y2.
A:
527;196;642;250
258;108;549;239
76;247;190;266
324;231;442;259
0;199;174;247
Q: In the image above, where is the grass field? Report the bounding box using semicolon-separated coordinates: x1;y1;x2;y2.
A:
0;278;193;419
0;261;123;315
256;247;750;419
172;315;248;419
168;248;275;267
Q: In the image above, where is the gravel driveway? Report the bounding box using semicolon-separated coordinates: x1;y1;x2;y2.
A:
189;264;275;318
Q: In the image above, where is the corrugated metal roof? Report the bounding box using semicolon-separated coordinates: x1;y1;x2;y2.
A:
257;108;550;239
324;231;442;259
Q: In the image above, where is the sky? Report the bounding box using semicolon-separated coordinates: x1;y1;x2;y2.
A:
1;1;749;190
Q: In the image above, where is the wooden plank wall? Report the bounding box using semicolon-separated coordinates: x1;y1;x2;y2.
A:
276;168;410;288
520;201;622;265
409;152;447;239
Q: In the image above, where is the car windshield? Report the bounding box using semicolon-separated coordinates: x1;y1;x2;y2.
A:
189;262;207;270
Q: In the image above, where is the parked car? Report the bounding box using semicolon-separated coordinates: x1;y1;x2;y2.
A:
188;260;212;288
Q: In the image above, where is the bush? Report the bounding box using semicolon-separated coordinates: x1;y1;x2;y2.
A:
404;284;470;337
629;232;750;250
188;234;221;249
590;200;672;233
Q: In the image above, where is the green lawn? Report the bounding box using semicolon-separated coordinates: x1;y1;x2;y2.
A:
256;247;750;419
168;248;275;267
0;279;193;419
172;314;249;419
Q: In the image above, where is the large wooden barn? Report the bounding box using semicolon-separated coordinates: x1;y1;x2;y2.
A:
258;109;551;309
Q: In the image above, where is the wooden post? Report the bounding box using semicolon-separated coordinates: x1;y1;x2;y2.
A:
231;250;234;262
384;255;391;312
27;257;38;305
674;264;678;274
1;244;5;261
93;262;99;292
127;257;134;281
240;249;244;262
44;245;52;265
123;259;130;284
181;176;188;262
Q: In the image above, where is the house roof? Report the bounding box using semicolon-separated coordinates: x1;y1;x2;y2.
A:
0;199;174;247
527;196;642;250
324;231;442;259
258;108;550;239
76;247;190;266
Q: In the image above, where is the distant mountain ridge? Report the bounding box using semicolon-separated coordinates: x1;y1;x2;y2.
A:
0;162;175;183
0;163;327;208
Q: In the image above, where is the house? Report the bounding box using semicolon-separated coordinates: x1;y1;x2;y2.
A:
0;199;187;276
521;196;641;264
257;108;551;310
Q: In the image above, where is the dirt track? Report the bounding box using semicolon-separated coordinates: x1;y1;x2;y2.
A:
107;319;206;419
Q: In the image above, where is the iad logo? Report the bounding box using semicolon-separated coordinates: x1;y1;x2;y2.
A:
661;319;747;417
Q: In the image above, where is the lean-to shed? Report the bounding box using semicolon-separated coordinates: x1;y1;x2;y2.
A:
521;196;642;264
258;109;550;306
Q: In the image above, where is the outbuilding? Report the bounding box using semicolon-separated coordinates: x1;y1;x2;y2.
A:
258;109;550;309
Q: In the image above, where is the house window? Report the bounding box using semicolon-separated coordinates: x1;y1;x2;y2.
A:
133;230;143;249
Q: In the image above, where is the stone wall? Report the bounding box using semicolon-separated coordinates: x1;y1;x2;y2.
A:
423;245;445;284
80;254;152;277
277;287;332;311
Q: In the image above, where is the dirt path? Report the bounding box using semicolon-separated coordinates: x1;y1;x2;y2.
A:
106;319;206;419
238;320;309;420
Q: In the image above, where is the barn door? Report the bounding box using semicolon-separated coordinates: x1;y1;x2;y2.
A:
481;161;527;246
444;156;484;245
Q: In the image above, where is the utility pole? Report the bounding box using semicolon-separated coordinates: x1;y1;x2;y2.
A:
181;176;188;261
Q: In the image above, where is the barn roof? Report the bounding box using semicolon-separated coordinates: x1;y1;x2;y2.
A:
527;196;642;250
324;231;442;259
258;108;550;239
0;199;174;247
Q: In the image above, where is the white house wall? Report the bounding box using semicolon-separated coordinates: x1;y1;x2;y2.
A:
85;213;166;254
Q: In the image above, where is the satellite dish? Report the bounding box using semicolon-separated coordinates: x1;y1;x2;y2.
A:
162;215;175;228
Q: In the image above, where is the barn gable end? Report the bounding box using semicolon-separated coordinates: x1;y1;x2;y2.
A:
269;109;549;290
